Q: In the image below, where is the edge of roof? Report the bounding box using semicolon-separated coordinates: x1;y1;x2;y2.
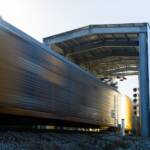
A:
43;22;149;41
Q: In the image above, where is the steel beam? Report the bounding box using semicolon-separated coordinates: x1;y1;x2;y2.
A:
66;41;138;56
96;71;139;78
75;51;138;63
92;26;147;35
139;33;150;136
98;66;138;73
44;25;147;44
82;56;138;64
111;71;139;76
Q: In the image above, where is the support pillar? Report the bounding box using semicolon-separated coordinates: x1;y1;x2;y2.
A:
139;33;150;136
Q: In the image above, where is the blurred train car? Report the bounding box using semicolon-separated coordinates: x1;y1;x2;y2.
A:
0;19;132;131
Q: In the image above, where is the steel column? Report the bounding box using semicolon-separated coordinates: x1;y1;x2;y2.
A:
139;33;150;136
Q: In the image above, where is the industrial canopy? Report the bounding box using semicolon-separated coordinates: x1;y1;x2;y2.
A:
43;23;147;79
43;23;150;137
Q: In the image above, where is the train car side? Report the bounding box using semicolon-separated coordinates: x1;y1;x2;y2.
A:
0;19;132;130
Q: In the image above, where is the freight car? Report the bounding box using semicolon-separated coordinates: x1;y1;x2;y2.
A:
0;18;132;131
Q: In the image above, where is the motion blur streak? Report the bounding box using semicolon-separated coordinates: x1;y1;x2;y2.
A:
17;57;64;86
0;18;132;131
121;95;132;130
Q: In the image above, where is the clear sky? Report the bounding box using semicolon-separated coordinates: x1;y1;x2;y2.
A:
0;0;147;97
118;76;138;97
0;0;149;42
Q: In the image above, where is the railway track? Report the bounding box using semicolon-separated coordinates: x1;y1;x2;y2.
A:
0;128;143;150
0;125;119;134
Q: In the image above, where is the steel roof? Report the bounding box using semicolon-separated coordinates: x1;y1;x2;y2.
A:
43;23;148;79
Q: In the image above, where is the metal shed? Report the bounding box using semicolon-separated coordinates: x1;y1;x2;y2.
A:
43;23;150;136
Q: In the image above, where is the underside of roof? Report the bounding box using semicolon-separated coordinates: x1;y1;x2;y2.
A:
43;23;148;80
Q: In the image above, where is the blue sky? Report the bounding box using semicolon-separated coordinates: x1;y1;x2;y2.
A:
0;0;146;97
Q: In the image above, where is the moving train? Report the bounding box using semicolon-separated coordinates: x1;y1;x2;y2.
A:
0;19;132;130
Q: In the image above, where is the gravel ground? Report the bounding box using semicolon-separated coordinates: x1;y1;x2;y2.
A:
0;131;149;150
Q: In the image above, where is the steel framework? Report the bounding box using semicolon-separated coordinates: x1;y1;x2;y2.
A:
43;23;150;136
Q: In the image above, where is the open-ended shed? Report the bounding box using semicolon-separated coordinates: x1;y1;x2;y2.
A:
44;23;150;136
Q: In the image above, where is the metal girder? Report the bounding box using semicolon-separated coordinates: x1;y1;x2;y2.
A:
66;41;139;56
96;71;138;78
82;60;138;77
92;26;147;35
111;71;138;76
44;25;147;45
75;51;138;64
90;65;138;76
139;33;150;136
82;56;138;64
98;66;138;73
94;65;138;71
